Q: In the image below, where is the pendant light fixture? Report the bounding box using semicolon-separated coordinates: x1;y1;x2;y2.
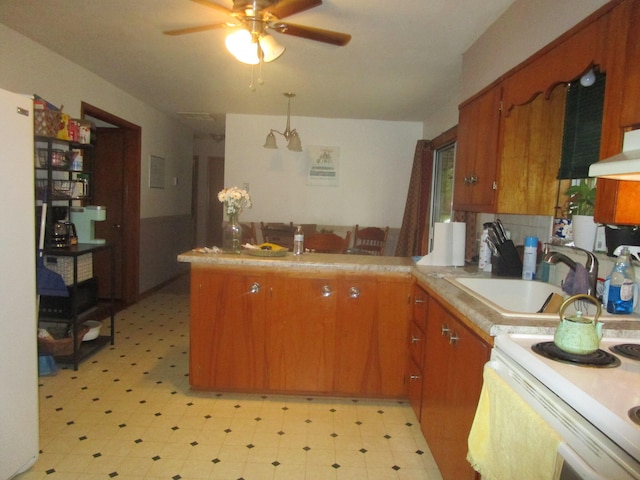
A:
264;92;302;152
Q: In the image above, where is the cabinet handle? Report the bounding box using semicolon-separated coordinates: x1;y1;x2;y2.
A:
409;375;421;381
464;174;478;185
321;285;332;297
414;298;425;304
411;336;421;344
441;324;450;336
449;332;460;346
249;282;261;294
348;286;360;298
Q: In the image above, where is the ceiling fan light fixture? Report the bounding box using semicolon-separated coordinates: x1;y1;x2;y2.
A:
225;29;259;64
259;33;285;63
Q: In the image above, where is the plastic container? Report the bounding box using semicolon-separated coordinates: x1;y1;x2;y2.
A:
522;236;538;280
605;246;635;314
293;225;304;255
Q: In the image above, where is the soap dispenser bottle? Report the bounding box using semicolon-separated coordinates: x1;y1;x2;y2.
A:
605;246;636;314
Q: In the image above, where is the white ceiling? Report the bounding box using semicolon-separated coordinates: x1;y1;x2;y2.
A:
0;0;514;136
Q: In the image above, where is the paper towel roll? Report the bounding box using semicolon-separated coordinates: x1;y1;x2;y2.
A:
452;222;466;266
417;222;466;266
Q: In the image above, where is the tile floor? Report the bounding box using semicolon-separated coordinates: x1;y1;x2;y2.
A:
17;276;443;480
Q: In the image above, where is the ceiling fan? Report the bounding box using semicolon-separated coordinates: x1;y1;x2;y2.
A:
164;0;352;63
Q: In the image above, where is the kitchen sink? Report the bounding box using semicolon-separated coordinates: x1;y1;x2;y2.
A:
444;276;627;320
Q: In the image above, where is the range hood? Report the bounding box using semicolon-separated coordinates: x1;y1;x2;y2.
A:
589;129;640;180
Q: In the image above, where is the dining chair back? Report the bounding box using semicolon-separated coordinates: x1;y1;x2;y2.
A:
305;231;352;254
353;225;389;256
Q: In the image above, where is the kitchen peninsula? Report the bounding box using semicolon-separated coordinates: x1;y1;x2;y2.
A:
178;249;640;480
178;249;640;395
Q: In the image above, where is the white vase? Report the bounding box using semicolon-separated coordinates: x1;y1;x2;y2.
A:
571;215;598;251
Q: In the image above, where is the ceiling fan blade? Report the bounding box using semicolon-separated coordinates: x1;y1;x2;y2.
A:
189;0;233;15
272;22;351;46
265;0;322;20
163;23;229;36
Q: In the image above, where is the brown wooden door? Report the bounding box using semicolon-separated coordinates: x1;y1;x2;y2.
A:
92;128;125;301
189;266;266;390
266;271;337;393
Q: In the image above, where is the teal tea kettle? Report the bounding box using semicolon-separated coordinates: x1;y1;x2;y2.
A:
554;294;603;355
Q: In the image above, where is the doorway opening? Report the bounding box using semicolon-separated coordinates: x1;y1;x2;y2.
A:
81;102;141;309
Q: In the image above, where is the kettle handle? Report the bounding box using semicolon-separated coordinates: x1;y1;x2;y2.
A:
559;294;601;323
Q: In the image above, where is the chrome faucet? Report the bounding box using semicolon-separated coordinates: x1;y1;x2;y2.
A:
543;246;598;297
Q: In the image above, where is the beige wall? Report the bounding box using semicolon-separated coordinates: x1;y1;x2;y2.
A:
224;113;423;229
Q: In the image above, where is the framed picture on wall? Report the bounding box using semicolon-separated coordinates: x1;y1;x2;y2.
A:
308;146;339;187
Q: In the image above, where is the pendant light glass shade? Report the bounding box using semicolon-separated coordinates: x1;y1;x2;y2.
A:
287;131;302;152
263;131;278;149
225;29;259;65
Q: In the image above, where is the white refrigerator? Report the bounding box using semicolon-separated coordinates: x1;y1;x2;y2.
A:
0;88;39;478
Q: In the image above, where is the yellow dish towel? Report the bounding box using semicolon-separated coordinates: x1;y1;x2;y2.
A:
467;366;562;480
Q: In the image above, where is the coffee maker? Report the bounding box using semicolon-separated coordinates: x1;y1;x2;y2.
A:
48;206;77;248
70;206;107;244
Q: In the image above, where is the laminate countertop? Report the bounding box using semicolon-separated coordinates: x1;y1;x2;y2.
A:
177;250;640;340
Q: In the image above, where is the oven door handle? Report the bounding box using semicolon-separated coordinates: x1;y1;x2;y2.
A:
557;443;610;480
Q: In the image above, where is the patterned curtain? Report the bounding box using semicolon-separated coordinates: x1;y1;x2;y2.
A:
395;140;433;257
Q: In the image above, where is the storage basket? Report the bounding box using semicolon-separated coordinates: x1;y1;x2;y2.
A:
38;325;89;357
34;110;61;138
44;254;93;285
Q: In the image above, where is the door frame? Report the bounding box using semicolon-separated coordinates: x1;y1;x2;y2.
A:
81;102;141;306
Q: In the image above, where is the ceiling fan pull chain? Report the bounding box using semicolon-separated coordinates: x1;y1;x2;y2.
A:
249;64;256;91
257;57;265;86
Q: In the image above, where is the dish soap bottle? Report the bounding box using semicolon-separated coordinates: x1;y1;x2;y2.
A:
606;246;636;314
293;225;304;255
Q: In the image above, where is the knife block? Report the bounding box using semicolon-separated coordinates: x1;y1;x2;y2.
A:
491;240;523;277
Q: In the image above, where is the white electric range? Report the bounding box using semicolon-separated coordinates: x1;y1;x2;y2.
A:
491;334;640;479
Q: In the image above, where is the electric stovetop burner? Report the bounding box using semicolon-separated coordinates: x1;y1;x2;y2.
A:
610;343;640;361
532;342;621;368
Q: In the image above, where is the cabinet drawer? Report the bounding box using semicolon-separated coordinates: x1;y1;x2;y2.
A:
406;356;423;421
408;321;425;368
412;287;429;332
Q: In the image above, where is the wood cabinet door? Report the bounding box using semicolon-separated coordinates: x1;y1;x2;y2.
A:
422;298;489;480
453;84;502;212
189;266;267;390
443;314;490;480
421;299;452;456
334;273;411;397
266;271;337;393
497;84;568;215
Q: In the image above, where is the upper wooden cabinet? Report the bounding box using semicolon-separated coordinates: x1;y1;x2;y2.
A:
455;0;640;221
453;84;501;212
595;0;640;224
497;84;568;215
454;82;567;215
